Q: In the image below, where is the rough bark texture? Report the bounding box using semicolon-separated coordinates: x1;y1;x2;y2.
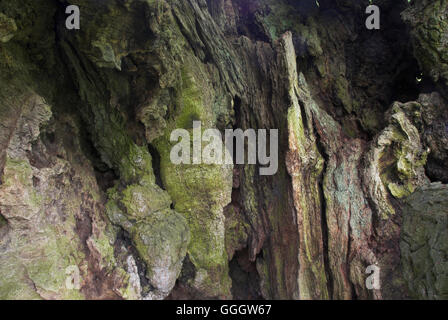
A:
0;0;447;300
